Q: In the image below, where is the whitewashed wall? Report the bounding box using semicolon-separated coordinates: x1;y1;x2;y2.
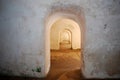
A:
0;0;48;77
0;0;120;78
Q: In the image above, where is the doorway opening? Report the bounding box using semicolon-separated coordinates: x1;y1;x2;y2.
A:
45;18;82;79
60;29;72;49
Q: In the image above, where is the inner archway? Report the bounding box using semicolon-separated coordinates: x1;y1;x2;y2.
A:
60;29;72;49
50;18;81;50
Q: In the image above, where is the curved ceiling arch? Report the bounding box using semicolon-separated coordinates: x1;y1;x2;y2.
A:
50;18;81;49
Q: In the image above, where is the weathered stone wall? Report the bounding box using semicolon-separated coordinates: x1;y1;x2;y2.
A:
82;0;120;78
0;0;47;77
0;0;120;78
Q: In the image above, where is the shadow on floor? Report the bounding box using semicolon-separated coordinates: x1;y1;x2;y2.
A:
0;72;120;80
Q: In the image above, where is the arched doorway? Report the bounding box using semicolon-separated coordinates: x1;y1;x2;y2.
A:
50;18;81;50
60;29;72;49
45;17;82;79
45;11;85;79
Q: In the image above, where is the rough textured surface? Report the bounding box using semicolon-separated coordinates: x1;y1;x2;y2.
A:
0;0;47;77
0;0;120;78
83;0;120;78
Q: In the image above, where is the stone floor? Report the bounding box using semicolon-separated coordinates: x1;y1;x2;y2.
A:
45;49;82;80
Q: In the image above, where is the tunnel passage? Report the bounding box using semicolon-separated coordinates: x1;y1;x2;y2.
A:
45;6;85;77
50;18;81;50
45;18;82;80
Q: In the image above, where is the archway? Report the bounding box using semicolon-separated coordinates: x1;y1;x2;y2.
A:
50;18;81;50
60;29;72;49
44;16;82;80
45;11;85;79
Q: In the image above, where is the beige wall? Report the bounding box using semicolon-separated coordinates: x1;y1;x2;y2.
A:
50;18;81;50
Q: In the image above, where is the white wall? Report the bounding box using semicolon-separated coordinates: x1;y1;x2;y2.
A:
0;0;47;77
0;0;120;78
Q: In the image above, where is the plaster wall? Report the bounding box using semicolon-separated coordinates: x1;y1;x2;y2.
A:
0;0;120;79
0;0;47;77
